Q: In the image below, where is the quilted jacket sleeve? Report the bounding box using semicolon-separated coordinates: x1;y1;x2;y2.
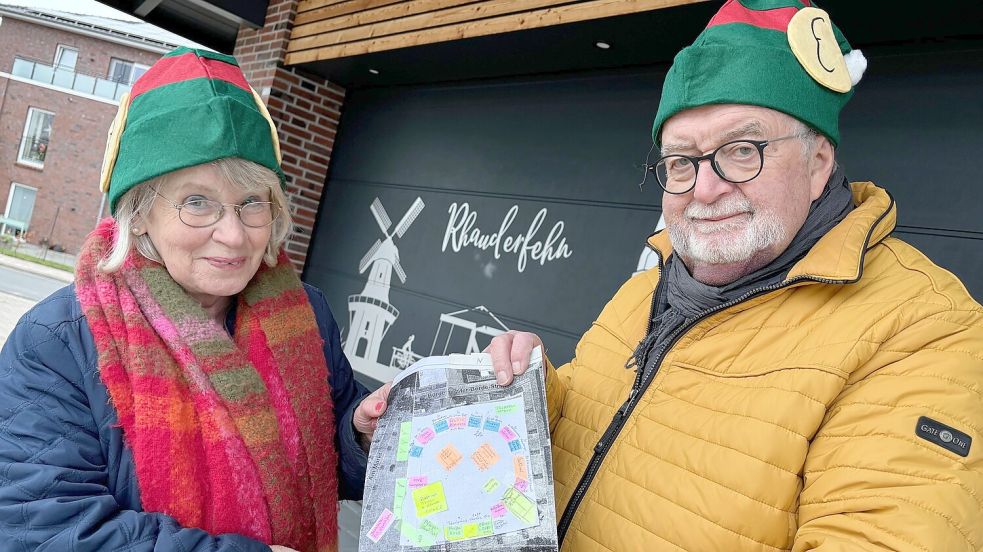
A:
793;302;983;551
0;302;270;552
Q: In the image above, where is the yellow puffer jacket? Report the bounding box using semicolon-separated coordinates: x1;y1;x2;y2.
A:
546;182;983;551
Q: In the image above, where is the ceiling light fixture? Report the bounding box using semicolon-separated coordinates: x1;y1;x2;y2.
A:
595;41;611;50
368;68;380;75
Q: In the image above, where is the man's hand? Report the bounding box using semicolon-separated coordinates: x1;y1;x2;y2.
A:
353;382;392;445
485;330;544;386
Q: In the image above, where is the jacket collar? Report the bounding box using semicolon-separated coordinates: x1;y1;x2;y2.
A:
646;182;896;284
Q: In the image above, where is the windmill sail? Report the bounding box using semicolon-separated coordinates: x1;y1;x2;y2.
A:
394;197;425;238
370;197;392;234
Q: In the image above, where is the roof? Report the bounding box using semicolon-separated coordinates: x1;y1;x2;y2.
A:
0;4;206;53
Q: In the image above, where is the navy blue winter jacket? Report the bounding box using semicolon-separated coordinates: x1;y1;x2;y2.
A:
0;283;369;551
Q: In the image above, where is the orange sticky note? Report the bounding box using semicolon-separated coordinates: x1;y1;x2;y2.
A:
437;443;463;471
513;455;528;481
471;442;500;471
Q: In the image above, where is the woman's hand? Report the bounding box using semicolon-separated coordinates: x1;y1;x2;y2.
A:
485;330;545;386
353;382;392;447
270;546;300;552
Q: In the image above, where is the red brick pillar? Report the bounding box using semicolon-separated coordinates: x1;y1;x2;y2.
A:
233;0;344;272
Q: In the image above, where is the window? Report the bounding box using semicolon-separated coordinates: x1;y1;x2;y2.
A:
2;183;38;236
54;45;78;69
17;108;54;167
108;58;149;85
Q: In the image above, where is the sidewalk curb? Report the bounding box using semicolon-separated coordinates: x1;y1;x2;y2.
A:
0;253;74;284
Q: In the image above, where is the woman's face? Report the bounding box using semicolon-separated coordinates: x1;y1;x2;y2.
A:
141;163;273;307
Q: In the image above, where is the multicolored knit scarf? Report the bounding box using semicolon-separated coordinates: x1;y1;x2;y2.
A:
75;219;338;552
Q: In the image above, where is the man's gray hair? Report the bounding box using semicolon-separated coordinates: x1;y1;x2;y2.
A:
98;158;293;272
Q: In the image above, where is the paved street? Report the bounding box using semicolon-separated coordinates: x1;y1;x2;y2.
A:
0;264;68;301
0;291;38;346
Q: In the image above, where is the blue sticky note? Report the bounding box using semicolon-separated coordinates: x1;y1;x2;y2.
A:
410;445;424;458
483;419;501;432
468;415;481;428
434;419;450;433
509;439;522;452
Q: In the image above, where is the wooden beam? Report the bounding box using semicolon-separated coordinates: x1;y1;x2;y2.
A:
289;0;578;50
292;0;483;38
286;0;705;64
297;0;357;12
295;0;408;25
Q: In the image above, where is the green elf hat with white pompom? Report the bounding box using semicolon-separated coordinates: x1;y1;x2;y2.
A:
652;0;867;146
99;46;285;214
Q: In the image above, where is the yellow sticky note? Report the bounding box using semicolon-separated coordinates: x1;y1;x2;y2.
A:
471;442;501;471
444;524;464;541
482;478;500;493
437;443;463;471
412;481;448;518
463;522;480;539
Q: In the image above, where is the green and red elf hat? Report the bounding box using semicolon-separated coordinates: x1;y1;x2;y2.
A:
652;0;867;147
99;47;285;214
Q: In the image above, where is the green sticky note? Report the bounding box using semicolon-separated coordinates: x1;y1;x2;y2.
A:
401;521;436;547
482;478;500;493
478;519;494;536
393;478;407;519
444;524;465;541
412;481;448;518
420;519;440;539
502;487;538;524
495;403;518;415
396;421;412;461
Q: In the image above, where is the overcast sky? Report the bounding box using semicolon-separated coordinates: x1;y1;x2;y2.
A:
3;0;139;20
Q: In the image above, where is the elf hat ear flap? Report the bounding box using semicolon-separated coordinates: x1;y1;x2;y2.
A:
249;86;282;165
100;92;130;194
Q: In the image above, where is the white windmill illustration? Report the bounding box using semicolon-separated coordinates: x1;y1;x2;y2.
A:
345;196;425;376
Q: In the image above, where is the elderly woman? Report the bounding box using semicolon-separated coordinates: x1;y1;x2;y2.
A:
0;48;378;552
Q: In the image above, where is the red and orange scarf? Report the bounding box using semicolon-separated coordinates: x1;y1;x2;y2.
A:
75;219;338;551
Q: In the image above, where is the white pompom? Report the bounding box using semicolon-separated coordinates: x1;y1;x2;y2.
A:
844;49;868;87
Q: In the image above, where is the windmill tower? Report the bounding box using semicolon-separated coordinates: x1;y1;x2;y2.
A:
345;197;425;367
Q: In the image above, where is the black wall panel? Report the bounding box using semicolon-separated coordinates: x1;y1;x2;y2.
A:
306;46;983;385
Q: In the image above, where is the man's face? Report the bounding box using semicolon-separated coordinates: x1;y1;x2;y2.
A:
659;104;828;285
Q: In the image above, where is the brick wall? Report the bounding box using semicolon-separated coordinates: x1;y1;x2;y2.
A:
233;0;345;272
0;15;166;253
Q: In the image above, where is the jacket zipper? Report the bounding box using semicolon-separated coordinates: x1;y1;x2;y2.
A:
556;269;845;544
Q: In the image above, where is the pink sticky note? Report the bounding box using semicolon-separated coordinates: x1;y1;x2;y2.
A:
449;416;467;429
490;502;507;518
499;426;517;441
408;475;428;488
514;478;529;492
417;427;436;444
366;508;395;543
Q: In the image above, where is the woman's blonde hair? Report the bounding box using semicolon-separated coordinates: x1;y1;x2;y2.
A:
99;157;293;272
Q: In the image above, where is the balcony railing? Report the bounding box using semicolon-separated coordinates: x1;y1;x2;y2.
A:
10;57;131;101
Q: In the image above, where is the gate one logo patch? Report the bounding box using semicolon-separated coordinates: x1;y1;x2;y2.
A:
916;416;971;457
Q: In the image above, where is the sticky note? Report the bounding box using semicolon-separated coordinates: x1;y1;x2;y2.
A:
409;445;424;458
514;478;529;492
434;419;450;433
482;478;500;493
366;508;395;543
478;519;494;536
503;487;538;524
483;419;501;432
420;519;440;540
396;421;412;461
513;455;528;481
490;502;507;518
393;478;407;518
509;439;522;452
412;482;448;518
444;524;464;541
449;415;467;429
468;415;482;428
408;475;428;488
499;426;518;441
463;522;480;539
437;443;463;471
417;427;436;444
495;403;518;415
401;521;436;547
471;442;501;471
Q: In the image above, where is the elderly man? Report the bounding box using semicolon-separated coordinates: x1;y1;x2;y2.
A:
480;1;983;550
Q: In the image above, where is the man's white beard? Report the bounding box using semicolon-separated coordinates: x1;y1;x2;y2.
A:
668;195;787;265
